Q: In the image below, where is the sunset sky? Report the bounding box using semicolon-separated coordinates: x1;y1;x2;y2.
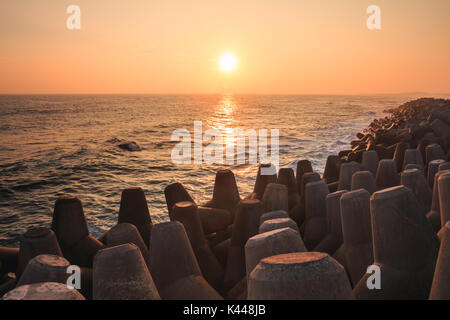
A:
0;0;449;95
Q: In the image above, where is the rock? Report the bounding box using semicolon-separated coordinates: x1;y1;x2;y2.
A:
118;141;142;151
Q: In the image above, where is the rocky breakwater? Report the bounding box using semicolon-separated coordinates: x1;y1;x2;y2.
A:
1;98;450;300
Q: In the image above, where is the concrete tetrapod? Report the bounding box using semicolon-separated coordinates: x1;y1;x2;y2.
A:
425;144;446;166
3;282;85;300
400;169;432;215
438;172;450;239
354;186;440;300
278;168;300;210
51;198;105;267
323;155;341;184
248;164;277;200
429;221;450;300
204;169;241;221
428;159;447;188
295;160;313;196
118;188;153;246
259;218;300;234
314;190;348;255
362;150;379;177
405;164;424;173
393;142;409;172
291;172;321;227
247;252;354;300
376;159;400;190
245;227;306;284
149;221;222;300
0;247;18;276
17;227;63;279
259;210;289;225
338;162;361;191
164;182;195;215
104;223;149;265
426;170;450;232
0;273;16;297
17;254;70;287
351;171;376;194
302;180;329;250
171;201;224;289
164;183;231;235
439;162;450;171
261;183;289;214
224;199;262;290
340;189;373;287
93;243;160;300
403;149;424;170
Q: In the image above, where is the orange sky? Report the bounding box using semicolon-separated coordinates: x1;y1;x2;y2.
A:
0;0;449;94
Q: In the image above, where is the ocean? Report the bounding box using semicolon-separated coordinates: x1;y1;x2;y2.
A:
0;93;447;246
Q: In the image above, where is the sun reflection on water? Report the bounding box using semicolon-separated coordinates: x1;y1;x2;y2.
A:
207;95;238;148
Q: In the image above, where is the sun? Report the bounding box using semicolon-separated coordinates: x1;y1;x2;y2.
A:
219;53;237;72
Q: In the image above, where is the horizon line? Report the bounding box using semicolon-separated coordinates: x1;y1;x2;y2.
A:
1;92;450;96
